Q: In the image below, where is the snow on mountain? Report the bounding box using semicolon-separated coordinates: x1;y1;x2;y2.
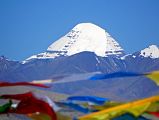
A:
47;23;124;56
25;23;124;62
140;45;159;58
120;54;132;60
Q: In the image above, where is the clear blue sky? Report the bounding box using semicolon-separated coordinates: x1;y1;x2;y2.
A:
0;0;159;61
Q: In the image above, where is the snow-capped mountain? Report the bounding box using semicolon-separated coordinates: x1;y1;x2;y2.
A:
121;45;159;60
140;45;159;58
25;23;124;62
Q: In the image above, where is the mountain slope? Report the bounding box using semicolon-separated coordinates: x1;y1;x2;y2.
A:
0;52;126;82
0;56;21;81
121;45;159;72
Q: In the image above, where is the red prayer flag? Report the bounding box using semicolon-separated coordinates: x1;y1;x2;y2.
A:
148;112;159;117
0;92;57;120
0;82;50;88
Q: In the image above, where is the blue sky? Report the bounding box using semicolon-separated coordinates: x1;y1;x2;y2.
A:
0;0;159;61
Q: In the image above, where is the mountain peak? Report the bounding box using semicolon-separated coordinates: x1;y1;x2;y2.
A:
140;45;159;58
71;22;105;32
72;22;100;28
47;23;124;56
0;55;7;60
25;23;124;62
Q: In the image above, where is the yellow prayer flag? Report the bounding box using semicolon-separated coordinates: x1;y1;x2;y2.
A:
146;71;159;85
79;96;159;120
